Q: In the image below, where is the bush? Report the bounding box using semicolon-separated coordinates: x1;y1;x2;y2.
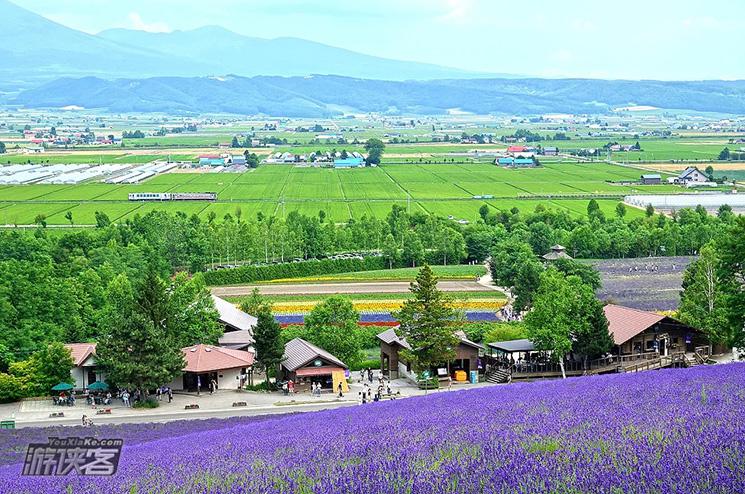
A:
350;359;381;372
482;322;527;344
133;398;159;409
0;373;23;403
204;257;387;285
243;381;276;392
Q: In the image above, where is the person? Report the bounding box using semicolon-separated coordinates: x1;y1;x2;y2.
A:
288;380;294;394
367;368;373;383
337;381;343;398
448;376;453;391
359;370;364;383
282;382;288;396
81;414;88;426
122;390;130;407
357;391;363;405
156;386;162;401
167;387;173;403
105;392;112;406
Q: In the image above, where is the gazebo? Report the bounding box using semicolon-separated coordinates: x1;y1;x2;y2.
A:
542;245;572;260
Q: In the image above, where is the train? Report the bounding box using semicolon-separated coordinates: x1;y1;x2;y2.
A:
128;192;217;202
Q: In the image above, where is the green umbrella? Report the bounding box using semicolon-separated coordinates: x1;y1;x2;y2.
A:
87;381;109;391
51;382;73;391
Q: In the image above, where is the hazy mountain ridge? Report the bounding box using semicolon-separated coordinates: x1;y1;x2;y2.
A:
13;75;745;116
0;0;488;84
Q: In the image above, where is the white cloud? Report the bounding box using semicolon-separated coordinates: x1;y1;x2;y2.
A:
128;12;171;33
437;0;473;24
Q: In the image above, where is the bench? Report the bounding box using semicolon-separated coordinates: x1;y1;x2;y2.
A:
232;401;247;407
0;420;15;429
49;412;65;418
96;408;112;415
184;404;200;410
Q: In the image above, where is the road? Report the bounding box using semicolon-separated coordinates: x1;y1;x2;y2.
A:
212;280;499;297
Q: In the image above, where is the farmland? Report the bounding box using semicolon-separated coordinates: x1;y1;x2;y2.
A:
0;162;688;224
1;364;743;493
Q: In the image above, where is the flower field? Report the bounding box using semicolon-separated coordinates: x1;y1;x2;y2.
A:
2;364;744;493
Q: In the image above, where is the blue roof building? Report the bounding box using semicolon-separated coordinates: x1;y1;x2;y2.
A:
497;157;514;166
334;157;364;168
514;158;535;167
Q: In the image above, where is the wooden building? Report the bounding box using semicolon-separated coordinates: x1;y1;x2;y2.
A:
377;328;482;383
280;338;349;393
172;344;255;391
64;343;105;391
604;304;701;355
213;295;257;351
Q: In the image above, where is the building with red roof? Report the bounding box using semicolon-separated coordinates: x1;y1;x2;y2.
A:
173;344;255;391
64;343;105;390
603;304;701;355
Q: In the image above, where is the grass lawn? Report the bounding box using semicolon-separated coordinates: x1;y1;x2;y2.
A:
265;264;487;283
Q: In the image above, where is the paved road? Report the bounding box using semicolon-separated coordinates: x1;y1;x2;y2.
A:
212;280;498;297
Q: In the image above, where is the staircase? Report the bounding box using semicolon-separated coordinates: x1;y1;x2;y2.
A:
486;368;511;384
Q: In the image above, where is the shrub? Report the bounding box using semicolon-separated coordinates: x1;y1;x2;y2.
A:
0;373;23;403
243;381;276;392
133;398;159;409
350;359;381;372
204;257;387;285
482;322;527;344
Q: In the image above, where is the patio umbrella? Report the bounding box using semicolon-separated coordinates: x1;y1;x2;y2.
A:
87;381;109;391
51;382;73;391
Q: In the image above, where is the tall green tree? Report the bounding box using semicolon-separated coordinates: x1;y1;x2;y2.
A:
679;244;729;346
715;217;745;349
0;141;6;154
240;287;267;316
253;304;284;382
525;268;611;377
364;138;385;165
394;265;459;377
305;296;362;367
96;273;185;394
168;272;222;348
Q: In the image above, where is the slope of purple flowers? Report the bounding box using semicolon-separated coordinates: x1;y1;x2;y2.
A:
2;364;744;493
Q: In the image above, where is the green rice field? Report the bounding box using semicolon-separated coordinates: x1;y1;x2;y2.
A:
0;162;702;225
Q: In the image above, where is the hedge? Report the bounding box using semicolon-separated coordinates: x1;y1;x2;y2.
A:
204;257;388;285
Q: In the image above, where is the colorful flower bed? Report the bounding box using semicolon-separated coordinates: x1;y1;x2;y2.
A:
271;299;505;314
275;310;502;326
1;364;743;493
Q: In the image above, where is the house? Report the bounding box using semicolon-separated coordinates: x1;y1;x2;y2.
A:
23;145;44;154
507;145;528;154
604;304;702;356
542;244;572;260
212;295;257;351
198;155;225;166
513;157;536;167
497;157;514;166
677;167;709;184
64;343;105;390
377;328;482;383
640;174;662;185
543;146;559;156
280;338;349;393
172;344;255;391
229;155;247;166
334;157;364;168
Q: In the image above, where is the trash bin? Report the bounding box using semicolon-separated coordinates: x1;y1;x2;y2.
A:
469;371;478;384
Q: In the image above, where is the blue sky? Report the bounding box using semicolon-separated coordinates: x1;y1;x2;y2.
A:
15;0;745;80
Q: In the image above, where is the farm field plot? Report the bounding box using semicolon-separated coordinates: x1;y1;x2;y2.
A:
283;201;351;220
46;202;142;224
119;201;210;220
0;202;75;224
348;200;424;218
282;181;345;200
201;202;278;220
456;182;523;197
31;184;121;201
340;182;406;200
399;182;471;199
0;185;74;201
219;182;286;200
554;199;645;219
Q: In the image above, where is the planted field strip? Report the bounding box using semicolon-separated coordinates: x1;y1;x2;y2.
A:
46;202;143;224
0;202;75;224
201;202;278;220
0;185;74;201
32;184;124;201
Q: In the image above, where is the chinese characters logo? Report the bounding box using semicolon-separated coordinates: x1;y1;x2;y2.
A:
23;437;123;476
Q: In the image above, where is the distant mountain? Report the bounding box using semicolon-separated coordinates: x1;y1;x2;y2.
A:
97;26;490;81
0;0;495;86
13;75;745;117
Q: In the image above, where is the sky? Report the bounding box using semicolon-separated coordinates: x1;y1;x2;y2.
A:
13;0;745;80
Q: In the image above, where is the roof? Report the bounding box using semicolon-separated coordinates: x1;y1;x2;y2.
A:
641;174;661;179
376;327;412;350
282;338;347;372
488;339;535;353
182;344;254;373
603;304;665;345
218;329;254;349
679;166;702;178
507;145;527;152
64;343;97;367
211;295;257;332
295;365;345;377
542;251;572;260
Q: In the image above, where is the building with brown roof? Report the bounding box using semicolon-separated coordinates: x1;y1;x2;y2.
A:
64;343;105;390
171;344;255;392
542;244;572;261
603;304;701;355
377;328;482;383
280;338;348;393
213;295;257;351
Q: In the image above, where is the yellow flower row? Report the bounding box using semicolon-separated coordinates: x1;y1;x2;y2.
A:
271;299;506;314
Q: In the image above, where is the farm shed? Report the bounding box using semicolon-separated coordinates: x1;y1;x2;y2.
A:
640;174;662;185
378;328;482;383
173;344;255;392
213;295;257;351
604;304;702;356
280;338;349;393
64;343;105;391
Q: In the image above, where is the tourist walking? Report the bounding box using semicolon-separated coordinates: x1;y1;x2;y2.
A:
337;381;343;398
122;390;130;407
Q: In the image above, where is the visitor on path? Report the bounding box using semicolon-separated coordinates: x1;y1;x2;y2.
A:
282;382;288;396
337;381;343;398
156;387;162;401
122;390;130;407
448;376;453;391
288;380;294;394
357;392;363;405
167;387;173;403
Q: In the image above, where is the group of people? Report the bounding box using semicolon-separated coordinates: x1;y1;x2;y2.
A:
498;306;521;322
155;386;174;402
86;392;112;406
80;414;94;427
358;373;396;404
54;391;76;406
359;368;376;384
281;380;296;395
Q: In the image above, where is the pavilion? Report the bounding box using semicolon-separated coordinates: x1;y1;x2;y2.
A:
280;338;349;393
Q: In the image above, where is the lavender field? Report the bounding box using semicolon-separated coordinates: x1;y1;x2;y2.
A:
2;364;744;493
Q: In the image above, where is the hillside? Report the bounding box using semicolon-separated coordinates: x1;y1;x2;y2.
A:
13;74;745;116
1;365;742;492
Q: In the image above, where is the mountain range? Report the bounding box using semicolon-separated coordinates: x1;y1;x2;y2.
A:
13;75;745;117
0;0;489;89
